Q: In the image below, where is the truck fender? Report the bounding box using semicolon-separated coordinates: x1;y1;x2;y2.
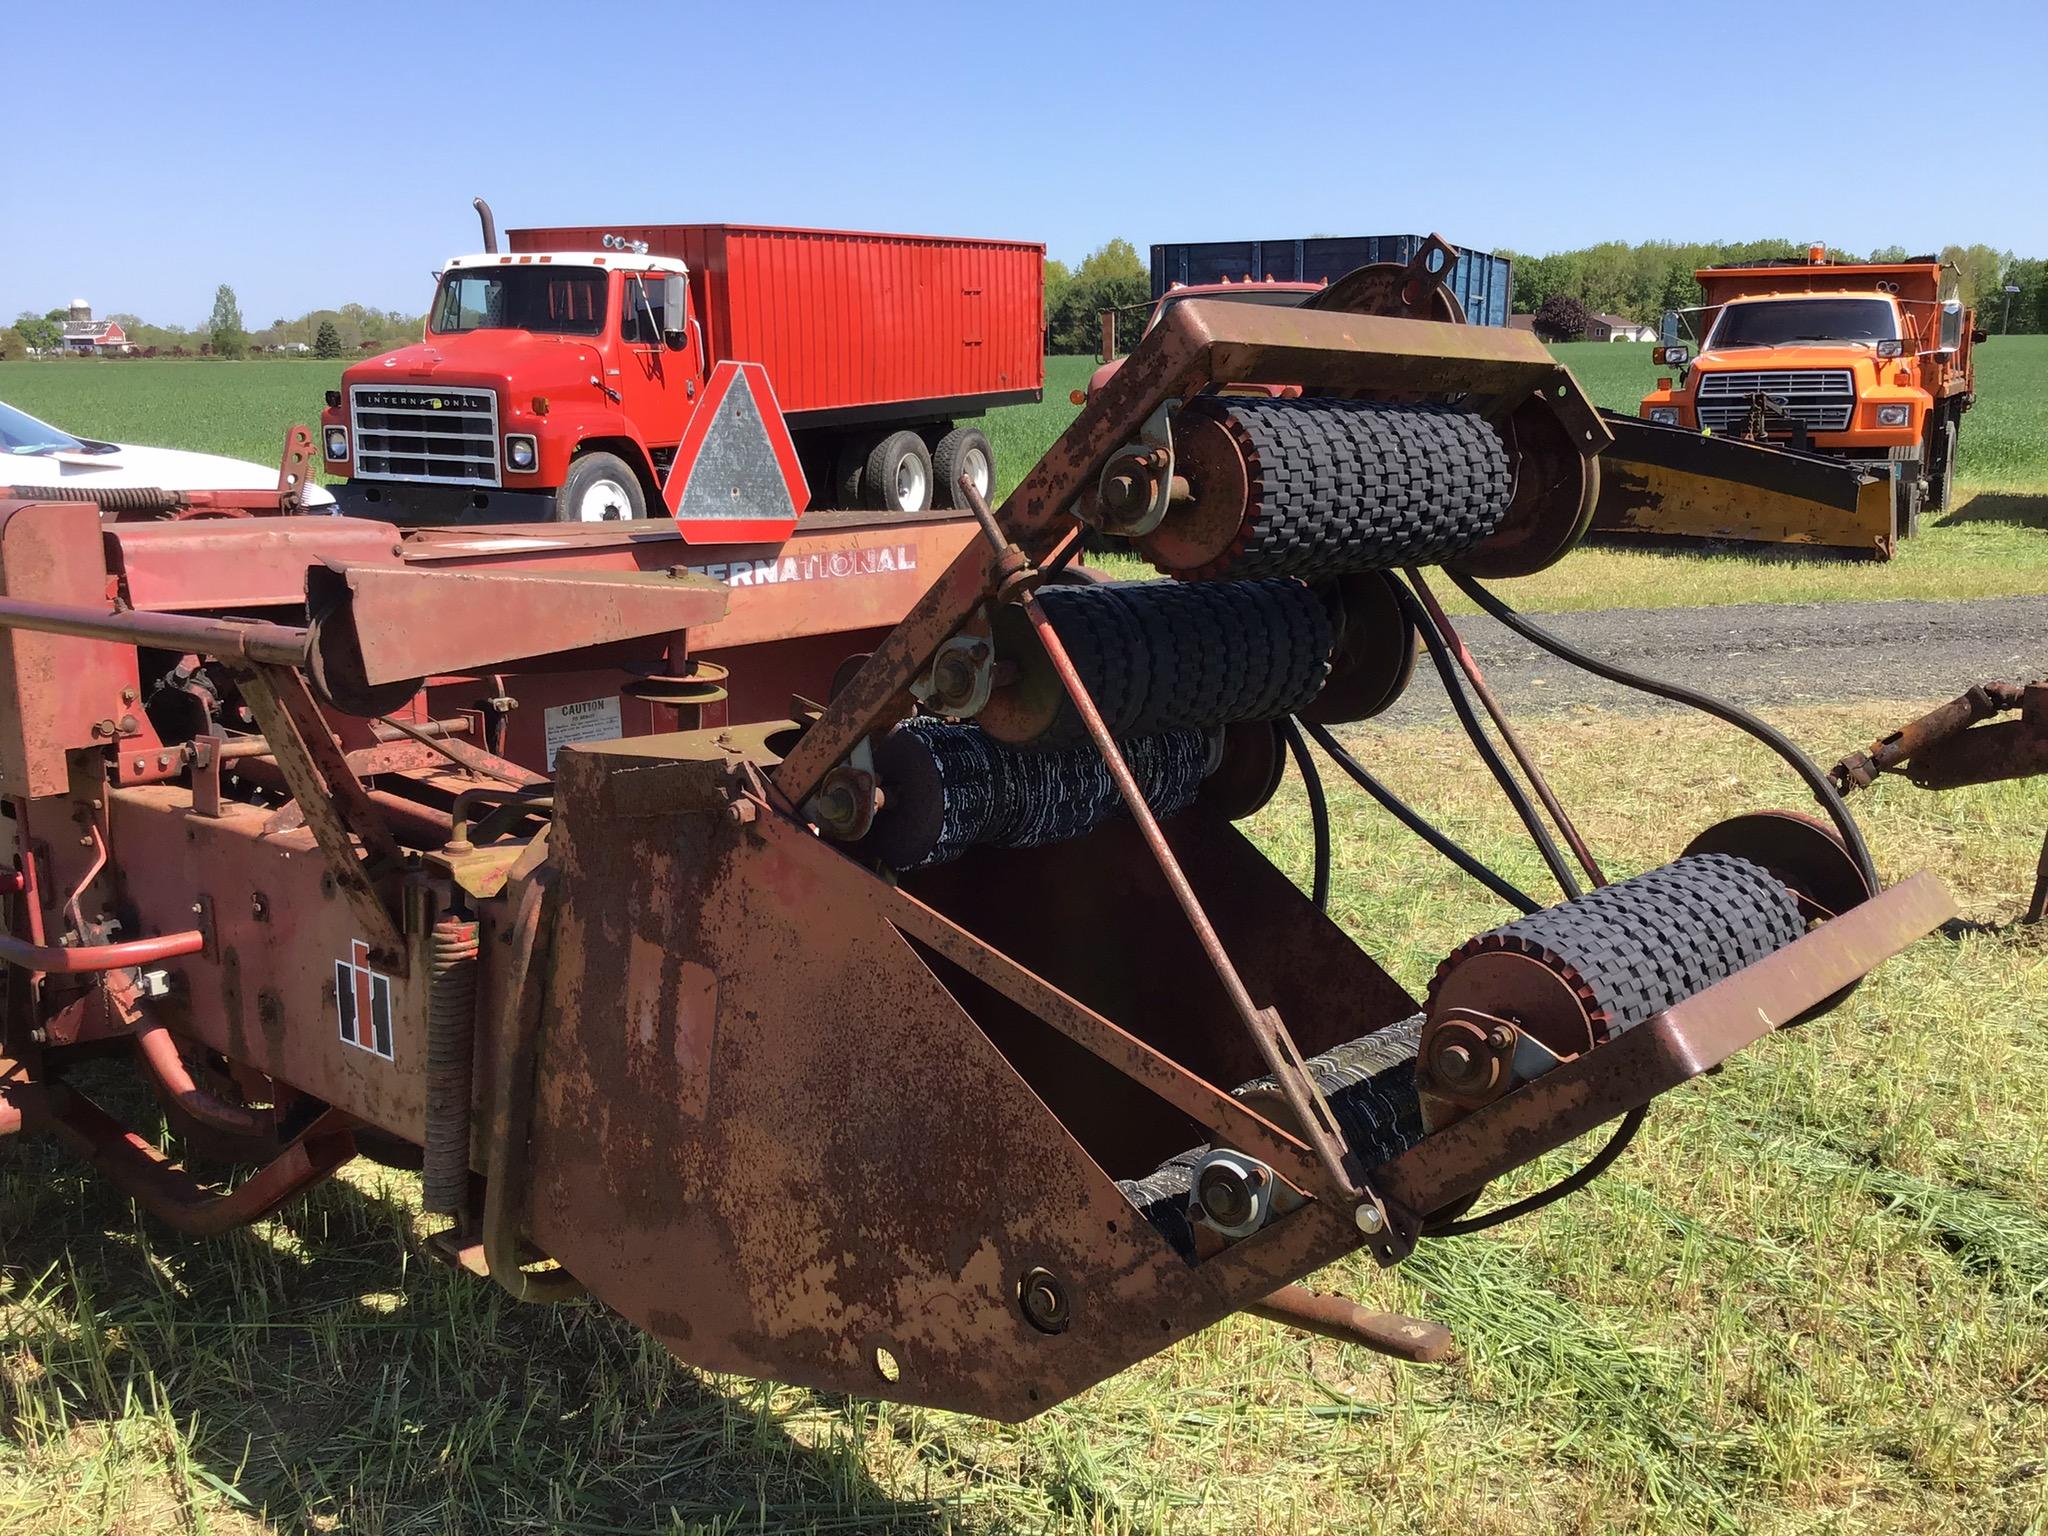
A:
661;361;808;544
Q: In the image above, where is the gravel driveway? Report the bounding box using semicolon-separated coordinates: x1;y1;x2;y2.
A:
1379;595;2048;724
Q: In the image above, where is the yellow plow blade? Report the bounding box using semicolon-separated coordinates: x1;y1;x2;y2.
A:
1591;413;1899;560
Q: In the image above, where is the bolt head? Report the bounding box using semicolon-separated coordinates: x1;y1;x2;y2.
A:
1355;1204;1386;1234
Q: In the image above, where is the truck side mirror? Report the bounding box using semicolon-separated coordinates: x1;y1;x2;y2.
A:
662;274;689;350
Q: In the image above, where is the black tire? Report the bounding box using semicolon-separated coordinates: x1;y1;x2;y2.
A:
554;451;647;523
1928;412;1958;515
863;430;933;513
1893;465;1922;541
932;426;994;509
831;436;867;509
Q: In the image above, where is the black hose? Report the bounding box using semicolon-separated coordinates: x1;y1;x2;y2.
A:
1301;721;1542;916
1278;717;1331;912
1425;1107;1646;1237
1445;572;1880;893
1395;584;1583;901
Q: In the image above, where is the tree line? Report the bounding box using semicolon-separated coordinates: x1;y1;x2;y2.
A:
1503;239;2048;336
1036;236;2048;353
3;284;425;360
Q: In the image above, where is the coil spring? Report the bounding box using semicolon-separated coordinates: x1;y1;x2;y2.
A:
1;484;186;512
423;915;481;1215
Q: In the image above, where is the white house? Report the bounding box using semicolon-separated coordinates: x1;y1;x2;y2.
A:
1585;312;1656;343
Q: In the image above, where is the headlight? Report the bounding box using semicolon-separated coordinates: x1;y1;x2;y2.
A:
505;433;538;472
323;426;349;461
1649;407;1680;425
1658;346;1689;367
1874;339;1903;359
1876;404;1912;427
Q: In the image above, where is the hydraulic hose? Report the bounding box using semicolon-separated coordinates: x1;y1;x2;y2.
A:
1300;720;1542;916
1445;573;1880;893
1278;717;1331;912
1425;1108;1646;1237
1395;584;1584;902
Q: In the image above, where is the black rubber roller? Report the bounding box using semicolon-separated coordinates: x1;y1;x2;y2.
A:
1007;579;1332;747
866;718;1209;869
1430;853;1805;1043
1138;398;1512;582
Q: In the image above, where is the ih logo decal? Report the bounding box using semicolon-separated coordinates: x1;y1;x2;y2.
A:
337;940;395;1061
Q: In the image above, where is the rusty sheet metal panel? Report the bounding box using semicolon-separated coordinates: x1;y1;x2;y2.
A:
525;743;1364;1419
310;563;727;687
510;223;1045;418
107;788;431;1141
0;500;138;799
400;514;978;653
107;516;406;612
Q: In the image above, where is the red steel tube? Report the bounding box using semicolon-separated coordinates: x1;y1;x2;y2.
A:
134;1017;272;1138
0;595;308;665
0;928;206;974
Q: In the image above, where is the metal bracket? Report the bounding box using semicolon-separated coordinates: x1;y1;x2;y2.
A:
236;664;409;972
1092;400;1178;538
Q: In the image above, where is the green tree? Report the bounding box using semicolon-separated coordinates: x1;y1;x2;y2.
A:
1868;244;1910;263
14;311;61;351
208;283;248;359
1048;238;1149;354
315;320;344;358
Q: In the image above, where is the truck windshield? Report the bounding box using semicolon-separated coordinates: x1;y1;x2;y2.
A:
1708;298;1898;350
0;402;84;455
430;268;607;337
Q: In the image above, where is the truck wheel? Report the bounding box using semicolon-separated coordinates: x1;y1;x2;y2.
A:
831;438;867;509
555;452;647;522
933;427;994;509
1893;466;1922;541
1929;415;1958;515
864;431;933;513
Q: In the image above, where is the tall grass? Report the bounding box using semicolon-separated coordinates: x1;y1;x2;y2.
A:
3;699;2044;1533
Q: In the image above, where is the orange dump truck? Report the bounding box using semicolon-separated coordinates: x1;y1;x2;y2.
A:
1596;249;1982;556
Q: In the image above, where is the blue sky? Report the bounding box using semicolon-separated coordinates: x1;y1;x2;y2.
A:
9;0;2044;327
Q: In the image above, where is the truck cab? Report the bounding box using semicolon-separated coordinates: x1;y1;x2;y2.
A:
1640;254;1978;527
320;252;699;524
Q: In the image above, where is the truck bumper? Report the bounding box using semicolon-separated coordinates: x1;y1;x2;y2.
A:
332;481;559;526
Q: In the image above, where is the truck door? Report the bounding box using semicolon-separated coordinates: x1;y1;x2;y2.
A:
618;271;697;460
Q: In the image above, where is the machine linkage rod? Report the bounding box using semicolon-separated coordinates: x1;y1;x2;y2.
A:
959;478;1371;1213
0;594;308;665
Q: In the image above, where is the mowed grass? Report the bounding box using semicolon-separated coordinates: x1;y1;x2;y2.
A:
5;341;2045;611
3;698;2043;1534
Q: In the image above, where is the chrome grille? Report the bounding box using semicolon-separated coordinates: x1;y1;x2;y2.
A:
349;385;499;486
1696;370;1854;433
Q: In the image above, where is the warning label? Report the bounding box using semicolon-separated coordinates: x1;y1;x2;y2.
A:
543;696;622;768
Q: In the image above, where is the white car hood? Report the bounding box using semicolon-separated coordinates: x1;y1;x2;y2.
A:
4;441;335;506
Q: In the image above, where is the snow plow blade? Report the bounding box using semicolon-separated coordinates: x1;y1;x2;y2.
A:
1590;411;1898;560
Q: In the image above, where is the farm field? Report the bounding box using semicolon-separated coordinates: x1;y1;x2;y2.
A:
2;697;2042;1535
3;336;2046;612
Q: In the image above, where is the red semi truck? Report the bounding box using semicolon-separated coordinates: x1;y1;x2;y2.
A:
319;203;1043;526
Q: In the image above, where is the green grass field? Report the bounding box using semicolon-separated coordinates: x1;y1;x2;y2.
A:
4;337;2046;612
2;701;2042;1535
